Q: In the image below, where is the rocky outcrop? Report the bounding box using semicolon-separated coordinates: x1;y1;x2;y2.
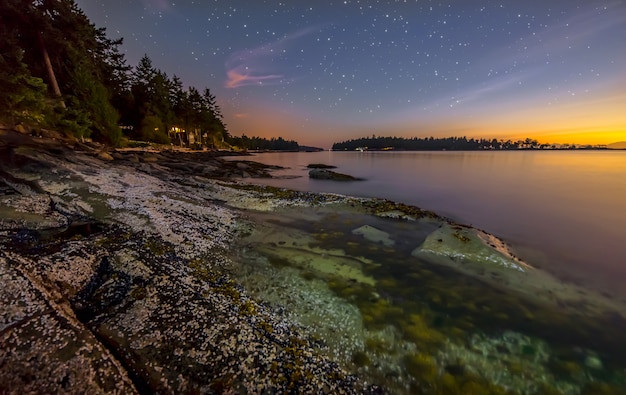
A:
4;129;626;395
307;163;337;169
309;168;363;181
0;129;372;394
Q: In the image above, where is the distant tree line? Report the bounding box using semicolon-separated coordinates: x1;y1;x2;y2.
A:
0;0;292;149
332;136;586;151
228;135;299;151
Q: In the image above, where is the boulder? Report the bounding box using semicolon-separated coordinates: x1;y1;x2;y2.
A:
352;225;395;247
97;151;114;161
411;223;530;272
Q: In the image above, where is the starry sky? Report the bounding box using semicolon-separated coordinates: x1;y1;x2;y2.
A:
75;0;626;148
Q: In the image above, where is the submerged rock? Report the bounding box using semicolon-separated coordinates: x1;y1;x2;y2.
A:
307;163;337;169
352;225;395;247
309;168;363;181
412;223;529;272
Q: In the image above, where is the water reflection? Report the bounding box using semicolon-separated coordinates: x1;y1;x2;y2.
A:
231;151;626;295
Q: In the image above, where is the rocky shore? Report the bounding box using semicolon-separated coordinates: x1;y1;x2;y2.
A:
2;127;626;394
0;128;378;394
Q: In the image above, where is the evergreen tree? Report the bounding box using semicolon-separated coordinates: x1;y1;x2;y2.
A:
0;0;123;143
201;88;229;147
130;55;172;143
0;21;51;127
1;0;230;148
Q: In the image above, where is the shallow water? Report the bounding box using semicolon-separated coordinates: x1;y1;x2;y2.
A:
233;205;626;394
230;150;626;296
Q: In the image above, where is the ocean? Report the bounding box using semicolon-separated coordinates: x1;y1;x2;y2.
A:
233;150;626;295
227;149;626;393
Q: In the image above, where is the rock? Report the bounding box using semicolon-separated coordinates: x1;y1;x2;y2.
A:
255;243;376;285
126;154;140;163
142;154;160;163
0;252;138;394
375;210;416;221
309;169;362;181
352;225;395;247
584;354;603;369
97;151;114;161
411;223;530;272
307;163;337;169
236;162;249;170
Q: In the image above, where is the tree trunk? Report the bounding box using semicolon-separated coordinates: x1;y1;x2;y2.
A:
38;32;65;108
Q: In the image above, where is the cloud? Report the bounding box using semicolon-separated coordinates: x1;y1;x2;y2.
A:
225;27;318;89
225;70;284;89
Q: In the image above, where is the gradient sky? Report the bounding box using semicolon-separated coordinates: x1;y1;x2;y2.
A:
75;0;626;148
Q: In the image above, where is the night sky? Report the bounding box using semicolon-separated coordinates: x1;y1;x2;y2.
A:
75;0;626;148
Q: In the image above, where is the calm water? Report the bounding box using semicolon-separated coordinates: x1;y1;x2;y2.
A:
235;150;626;294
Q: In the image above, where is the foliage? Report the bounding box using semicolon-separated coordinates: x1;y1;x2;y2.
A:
0;3;53;126
138;114;169;144
66;58;122;144
0;0;122;142
127;55;229;146
48;96;91;139
0;0;232;148
0;41;50;126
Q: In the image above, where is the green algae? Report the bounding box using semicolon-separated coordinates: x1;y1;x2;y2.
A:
258;244;376;286
404;353;439;386
351;350;371;367
231;202;626;394
144;238;173;256
361;198;439;220
218;182;337;205
400;314;446;351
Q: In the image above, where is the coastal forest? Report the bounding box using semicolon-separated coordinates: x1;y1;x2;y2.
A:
332;136;597;151
0;0;293;151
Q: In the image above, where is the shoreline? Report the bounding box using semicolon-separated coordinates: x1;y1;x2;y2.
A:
227;149;626;303
2;128;625;394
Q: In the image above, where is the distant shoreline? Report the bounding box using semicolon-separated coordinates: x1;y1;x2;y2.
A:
330;147;617;152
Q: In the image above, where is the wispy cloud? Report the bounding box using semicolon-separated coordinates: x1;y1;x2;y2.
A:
225;27;318;89
225;70;284;89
